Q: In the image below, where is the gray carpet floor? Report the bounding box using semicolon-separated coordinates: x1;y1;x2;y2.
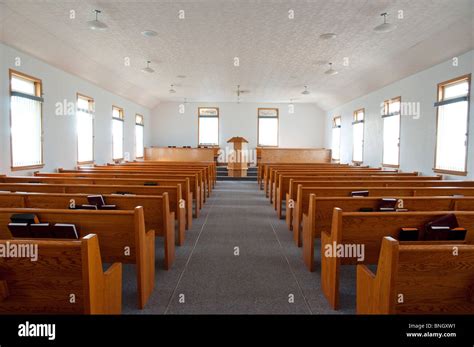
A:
122;181;356;314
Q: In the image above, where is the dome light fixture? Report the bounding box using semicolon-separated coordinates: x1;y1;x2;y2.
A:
141;60;154;73
301;86;310;95
325;62;338;75
374;12;397;33
87;10;108;31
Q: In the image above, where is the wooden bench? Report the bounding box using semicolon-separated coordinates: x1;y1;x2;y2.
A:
0;182;189;236
0;234;122;314
357;237;474;314
302;195;474;271
292;186;474;245
321;209;474;309
0;207;155;309
0;191;177;267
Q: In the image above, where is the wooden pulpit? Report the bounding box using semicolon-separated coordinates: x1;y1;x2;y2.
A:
227;136;249;177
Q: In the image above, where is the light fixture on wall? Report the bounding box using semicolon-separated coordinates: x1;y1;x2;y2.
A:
301;86;310;95
87;10;108;30
169;84;176;93
288;99;295;114
373;13;397;33
320;33;337;40
325;62;338;75
141;60;154;73
179;98;187;114
141;30;158;37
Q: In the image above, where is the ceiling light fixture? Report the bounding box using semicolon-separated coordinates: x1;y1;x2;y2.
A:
169;84;176;94
301;86;310;95
141;60;154;73
325;62;338;75
87;9;108;31
373;12;397;33
288;99;295;114
141;30;158;37
320;33;337;40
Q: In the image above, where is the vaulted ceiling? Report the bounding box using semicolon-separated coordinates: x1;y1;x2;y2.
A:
1;0;473;110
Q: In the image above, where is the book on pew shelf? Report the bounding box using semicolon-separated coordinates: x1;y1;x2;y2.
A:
144;182;158;186
450;228;467;241
7;223;31;238
10;213;39;224
99;204;117;210
399;227;419;241
77;204;98;210
379;207;396;212
53;224;79;239
30;223;54;238
87;195;105;207
424;214;459;240
359;207;374;212
351;190;369;197
114;191;134;195
396;208;409;212
378;198;397;211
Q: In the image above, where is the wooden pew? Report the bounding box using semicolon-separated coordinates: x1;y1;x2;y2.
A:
277;176;446;218
0;207;155;309
292;186;474;245
321;209;474;309
357;237;474;314
302;195;474;271
74;167;209;203
0;191;177;266
35;171;202;215
0;182;189;236
266;167;394;198
0;234;122;314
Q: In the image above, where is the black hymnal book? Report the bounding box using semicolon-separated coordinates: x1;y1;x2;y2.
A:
77;204;98;210
378;198;397;211
351;190;369;197
450;228;467;241
30;223;53;238
399;227;419;241
99;205;117;210
10;213;39;224
144;182;158;186
359;207;374;212
53;224;79;239
115;191;133;195
8;223;31;238
424;214;459;240
87;195;105;207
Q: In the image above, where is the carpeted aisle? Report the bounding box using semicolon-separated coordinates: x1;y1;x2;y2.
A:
122;181;356;314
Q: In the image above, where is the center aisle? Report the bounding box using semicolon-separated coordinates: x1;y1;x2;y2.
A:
123;181;356;314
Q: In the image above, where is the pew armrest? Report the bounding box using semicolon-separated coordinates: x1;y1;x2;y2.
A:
103;262;122;314
0;280;10;302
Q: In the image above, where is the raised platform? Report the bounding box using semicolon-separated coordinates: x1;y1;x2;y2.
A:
217;166;257;181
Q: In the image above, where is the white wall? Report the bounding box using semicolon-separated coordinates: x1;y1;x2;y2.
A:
325;50;474;179
0;43;151;175
150;101;326;151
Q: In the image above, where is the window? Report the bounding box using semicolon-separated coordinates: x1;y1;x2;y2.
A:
331;116;341;161
9;70;44;170
258;108;279;147
198;107;219;146
112;106;124;160
76;94;95;164
382;96;401;167
135;114;144;159
434;74;471;175
352;109;365;163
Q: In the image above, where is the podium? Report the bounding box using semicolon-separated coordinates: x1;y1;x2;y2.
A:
227;137;248;177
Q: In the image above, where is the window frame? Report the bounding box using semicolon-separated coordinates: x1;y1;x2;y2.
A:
257;108;279;147
135;114;145;159
198;107;219;146
76;93;95;165
382;96;402;168
112;105;125;161
9;69;45;171
433;74;471;176
352;108;365;164
331;115;341;162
